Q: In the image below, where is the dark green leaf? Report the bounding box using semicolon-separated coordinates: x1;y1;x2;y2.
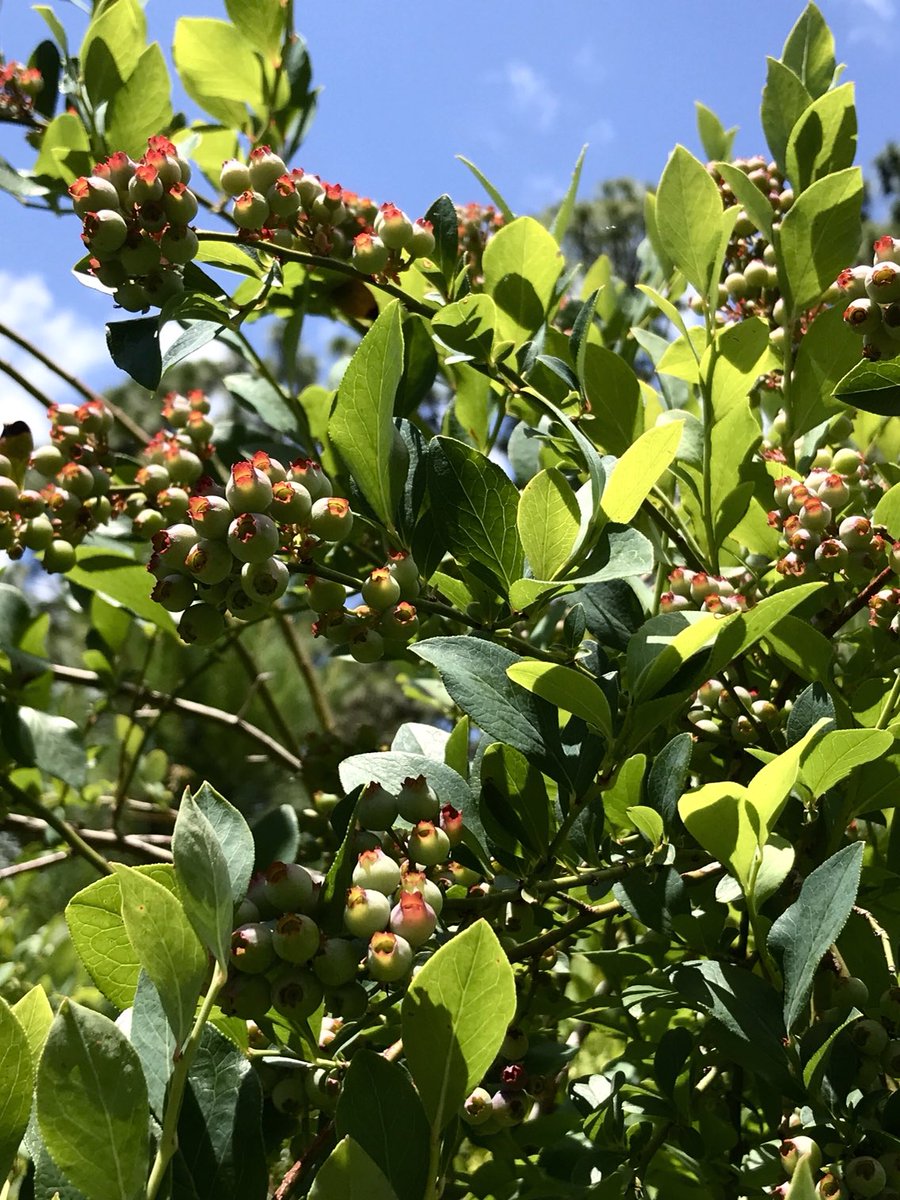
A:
786;683;836;745
646;733;693;830
223;372;308;440
768;842;864;1031
2;705;85;788
131;971;176;1119
106;317;161;391
834;357;900;416
424;194;459;293
761;58;812;176
190;781;256;906
251;804;300;871
309;1138;398;1200
574;579;644;652
335;1052;430;1200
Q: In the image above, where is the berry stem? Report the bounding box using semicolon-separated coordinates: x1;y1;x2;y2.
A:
145;962;228;1200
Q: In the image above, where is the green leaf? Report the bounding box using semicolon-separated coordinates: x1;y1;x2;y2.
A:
224;0;285;61
550;144;588;243
130;972;176;1119
80;0;146;105
224;372;307;439
454;156;514;223
785;83;856;194
105;318;162;392
506;661;612;742
65;864;176;1010
791;304;858;435
517;467;580;579
335;1052;430;1200
834;357;900;416
482;217;563;344
876;483;900;537
778;167;863;314
424;195;459;293
187;783;255;901
655;145;724;294
3;705;85;787
707;582;826;676
427;436;523;595
105;43;173;159
402;919;515;1130
413;637;560;771
745;720;829;845
431;295;497;362
173;18;265;127
627;805;665;848
480;743;551;859
600;422;681;525
177;1025;268;1200
781;2;836;99
112;864;207;1048
36;1001;149;1200
647;733;693;830
66;547;176;634
34;6;69;54
33;113;91;183
0;997;33;1185
786;1157;818;1200
11;985;53;1064
695;102;737;162
173;788;241;969
761;58;812;176
331;300;405;533
800;729;893;799
310;1137;399;1200
580;332;642;456
629;612;732;703
768;842;864;1030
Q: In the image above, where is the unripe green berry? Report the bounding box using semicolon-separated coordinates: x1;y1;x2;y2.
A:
844;1156;886;1197
367;930;413;982
29;445;65;477
263;861;316;914
0;476;19;511
220;158;250;196
272;913;320;964
724;271;748;299
114;282;151;312
491;1089;528;1126
42;539;77;574
70;175;121;216
357;781;399;830
361;567;402;610
178;602;225;645
160;225;198;265
344;886;390;937
151;573;196;612
230;922;276;974
310;496;353;542
305;574;347;613
399;866;444;916
227;512;279;564
163;183;198;225
20;515;53;550
241;556;289;602
844;298;881;335
271;480;312;525
232;189;269;230
817;1172;848;1199
248;146;287;192
226;460;274;514
325;980;367;1020
851;1017;889;1057
389;890;436;948
219;973;271;1019
461;1087;494;1125
187;494;231;538
133;508;167;540
352;231;389;274
409;218;435;258
348;628;383;663
379;601;419;642
397;775;440;824
184;539;233;585
866;261;900;304
83;209;128;255
744;259;769;290
271;1074;307;1116
312;937;361;987
272;969;324;1022
352;848;401;895
408;821;451;867
374;203;413;250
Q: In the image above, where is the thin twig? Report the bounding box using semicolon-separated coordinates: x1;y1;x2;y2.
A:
853;904;898;978
1;780;113;876
275;611;336;734
0;849;70;880
231;637;303;758
273;1123;335;1200
4;811;172;864
0;356;54;410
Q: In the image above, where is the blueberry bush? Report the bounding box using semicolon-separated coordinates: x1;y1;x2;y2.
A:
2;3;900;1198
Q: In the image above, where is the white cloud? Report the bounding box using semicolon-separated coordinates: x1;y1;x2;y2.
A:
843;0;897;46
493;61;560;134
0;271;109;437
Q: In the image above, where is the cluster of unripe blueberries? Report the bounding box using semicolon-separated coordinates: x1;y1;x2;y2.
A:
0;60;41;120
222;779;458;1030
687;678;786;747
701;156;795;332
765;447;889;582
768;978;900;1198
840;236;900;362
70;136;199;312
218;145;435;276
305;551;421;664
148;449;355;645
660;567;754;617
0;401;115;573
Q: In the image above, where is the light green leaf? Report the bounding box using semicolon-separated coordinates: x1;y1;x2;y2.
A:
656;328;706;383
80;0;146;105
112;864;207;1048
781;2;836;99
65;864;177;1010
309;1137;399;1200
600;421;681;525
173;789;239;970
785;83;856;194
36;1001;149;1200
431;295;497;362
507;660;612;741
707;582;826;676
580;332;642;456
331;300;405;533
778;167;863;314
105;43;173;160
761;58;812;175
633;612;734;702
655;145;724;294
800;729;894;799
224;0;285;61
482;217;563;344
402;920;515;1130
791;304;858;436
627;805;665;848
746;720;830;844
455;156;514;223
173;18;265;127
32;113;91;183
34;6;69;53
427;436;524;595
786;1156;818;1200
12;985;53;1064
875;483;900;537
517;468;580;579
0;997;33;1186
550;144;588;243
695;102;737;162
714;162;774;239
66;548;176;634
679;781;756;890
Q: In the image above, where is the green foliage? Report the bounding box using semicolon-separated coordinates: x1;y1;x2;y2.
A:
4;4;900;1198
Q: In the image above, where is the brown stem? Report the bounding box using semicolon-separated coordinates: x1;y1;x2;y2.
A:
0;320;150;445
0;357;54;410
275;611;336;734
823;565;893;639
1;781;113;876
273;1123;334;1200
231;637;303;757
4;811;172;864
0;849;70;880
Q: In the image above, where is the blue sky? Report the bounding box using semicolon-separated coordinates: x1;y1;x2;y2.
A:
0;0;898;429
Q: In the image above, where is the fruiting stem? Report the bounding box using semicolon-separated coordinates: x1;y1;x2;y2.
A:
145;962;228;1200
423;1128;442;1200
